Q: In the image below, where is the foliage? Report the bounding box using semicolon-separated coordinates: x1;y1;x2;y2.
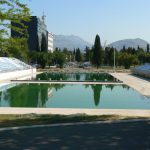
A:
118;53;134;69
41;33;47;52
28;51;38;64
54;51;66;68
0;0;31;60
63;48;74;62
8;37;29;60
104;47;116;66
92;34;103;68
91;85;102;106
147;44;150;53
84;46;92;61
27;42;150;69
75;48;82;62
47;52;53;66
37;52;47;68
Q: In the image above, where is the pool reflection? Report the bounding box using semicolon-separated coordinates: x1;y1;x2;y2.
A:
36;73;118;82
0;83;131;108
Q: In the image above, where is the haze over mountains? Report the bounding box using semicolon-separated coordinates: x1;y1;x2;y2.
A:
54;35;92;51
108;38;149;50
54;35;149;51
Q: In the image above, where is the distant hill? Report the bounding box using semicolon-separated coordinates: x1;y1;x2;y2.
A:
108;38;149;50
53;35;92;51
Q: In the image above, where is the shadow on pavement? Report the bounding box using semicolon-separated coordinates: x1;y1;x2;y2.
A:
0;120;150;150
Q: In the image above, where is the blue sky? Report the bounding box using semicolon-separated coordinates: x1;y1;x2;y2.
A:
26;0;150;44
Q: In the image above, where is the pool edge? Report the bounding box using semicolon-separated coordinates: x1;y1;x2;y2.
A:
0;108;150;117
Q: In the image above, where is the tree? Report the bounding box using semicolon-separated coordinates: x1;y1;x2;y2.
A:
147;44;149;53
136;46;144;54
104;47;115;66
54;51;66;68
37;52;47;68
63;48;73;62
73;49;76;55
132;56;139;67
145;53;150;63
126;47;136;55
138;52;146;64
8;37;29;61
0;0;31;58
92;34;103;68
0;0;30;36
36;35;40;52
109;47;115;66
84;46;92;61
91;85;102;106
118;53;133;69
41;33;47;52
28;51;38;64
122;45;126;52
104;47;110;65
47;52;53;67
75;48;82;62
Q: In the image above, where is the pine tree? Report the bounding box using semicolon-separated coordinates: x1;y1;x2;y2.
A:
92;34;102;68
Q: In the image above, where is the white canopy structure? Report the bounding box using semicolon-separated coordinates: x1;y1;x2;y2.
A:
132;63;150;78
0;57;31;73
0;57;36;81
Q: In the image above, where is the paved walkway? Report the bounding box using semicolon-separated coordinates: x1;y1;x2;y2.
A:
0;120;150;150
111;73;150;97
0;108;150;117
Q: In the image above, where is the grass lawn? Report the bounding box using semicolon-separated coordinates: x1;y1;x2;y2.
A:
0;114;149;128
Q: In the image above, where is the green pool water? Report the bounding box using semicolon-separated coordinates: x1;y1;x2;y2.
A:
0;83;150;109
36;73;119;82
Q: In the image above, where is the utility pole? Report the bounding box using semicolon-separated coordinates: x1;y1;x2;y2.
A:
114;48;116;72
103;40;107;49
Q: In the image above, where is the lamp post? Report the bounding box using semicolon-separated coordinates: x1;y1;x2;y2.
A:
114;48;116;72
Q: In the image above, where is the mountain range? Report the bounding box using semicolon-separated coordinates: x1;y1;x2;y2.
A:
53;35;149;51
53;35;92;51
108;38;149;50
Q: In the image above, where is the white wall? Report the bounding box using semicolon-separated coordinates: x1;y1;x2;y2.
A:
48;32;54;53
0;68;36;81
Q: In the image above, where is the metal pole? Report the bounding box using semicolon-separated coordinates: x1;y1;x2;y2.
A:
114;48;115;72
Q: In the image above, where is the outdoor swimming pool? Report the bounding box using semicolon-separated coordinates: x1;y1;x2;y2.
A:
36;73;120;82
0;83;150;109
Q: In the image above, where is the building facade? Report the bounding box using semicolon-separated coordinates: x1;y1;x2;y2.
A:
11;16;50;52
47;31;54;53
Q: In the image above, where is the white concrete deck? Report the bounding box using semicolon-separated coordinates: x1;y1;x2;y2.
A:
0;72;42;84
111;73;150;97
0;72;150;116
11;80;124;85
0;108;150;117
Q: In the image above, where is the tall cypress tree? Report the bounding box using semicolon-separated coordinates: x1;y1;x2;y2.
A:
41;34;47;52
91;85;102;106
92;34;102;68
75;48;82;62
147;44;149;53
